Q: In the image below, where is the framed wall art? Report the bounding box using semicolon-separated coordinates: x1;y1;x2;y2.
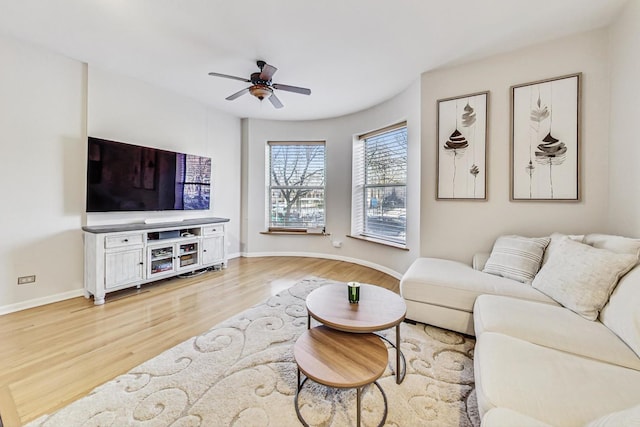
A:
511;73;581;201
437;91;488;200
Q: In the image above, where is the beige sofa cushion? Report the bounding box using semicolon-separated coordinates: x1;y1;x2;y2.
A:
474;295;640;370
400;258;557;313
532;238;637;320
482;408;552;427
585;403;640;426
472;251;491;271
474;332;640;425
600;265;640;358
483;235;550;283
583;233;640;258
581;234;640;358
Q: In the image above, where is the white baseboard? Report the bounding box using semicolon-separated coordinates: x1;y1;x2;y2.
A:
240;251;403;280
0;289;85;316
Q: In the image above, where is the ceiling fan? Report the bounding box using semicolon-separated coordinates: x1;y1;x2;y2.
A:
208;60;311;109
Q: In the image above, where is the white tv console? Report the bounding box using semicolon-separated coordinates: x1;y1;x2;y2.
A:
82;217;229;305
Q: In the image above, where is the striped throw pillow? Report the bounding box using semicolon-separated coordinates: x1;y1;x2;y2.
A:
483;235;551;283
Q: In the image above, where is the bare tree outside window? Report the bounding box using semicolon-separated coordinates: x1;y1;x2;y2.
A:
362;126;407;243
178;154;211;210
269;142;325;230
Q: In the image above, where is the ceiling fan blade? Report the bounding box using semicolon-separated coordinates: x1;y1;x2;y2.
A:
273;83;311;95
226;87;250;100
269;93;284;109
208;72;251;83
259;64;278;81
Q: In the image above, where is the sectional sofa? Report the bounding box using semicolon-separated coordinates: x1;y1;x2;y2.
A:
400;233;640;426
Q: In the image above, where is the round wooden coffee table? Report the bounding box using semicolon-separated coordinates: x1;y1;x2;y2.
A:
293;325;388;427
306;283;407;383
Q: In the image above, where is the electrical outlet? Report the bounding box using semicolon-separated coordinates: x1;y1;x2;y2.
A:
17;275;36;285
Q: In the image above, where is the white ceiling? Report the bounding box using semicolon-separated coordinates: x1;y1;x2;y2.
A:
0;1;628;121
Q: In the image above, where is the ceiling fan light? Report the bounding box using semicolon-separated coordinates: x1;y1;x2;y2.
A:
249;85;272;100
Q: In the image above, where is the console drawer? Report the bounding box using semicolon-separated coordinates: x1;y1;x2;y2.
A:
203;225;224;236
105;233;144;248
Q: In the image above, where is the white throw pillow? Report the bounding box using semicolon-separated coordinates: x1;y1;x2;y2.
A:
584;403;640;426
483;235;550;283
532;238;638;321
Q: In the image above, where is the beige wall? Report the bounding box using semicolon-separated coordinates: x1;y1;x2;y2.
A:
242;80;421;277
420;29;611;263
0;35;86;311
607;0;640;237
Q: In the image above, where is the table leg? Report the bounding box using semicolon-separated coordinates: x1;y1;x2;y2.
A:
294;368;310;427
396;323;401;384
356;386;361;427
374;328;406;384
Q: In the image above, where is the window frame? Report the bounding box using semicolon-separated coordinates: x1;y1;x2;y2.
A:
351;122;408;247
176;153;211;210
267;141;326;233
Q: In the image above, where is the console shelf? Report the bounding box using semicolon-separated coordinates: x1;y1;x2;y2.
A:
82;217;229;305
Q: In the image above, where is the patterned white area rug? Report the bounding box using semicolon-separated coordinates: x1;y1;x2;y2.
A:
27;278;479;427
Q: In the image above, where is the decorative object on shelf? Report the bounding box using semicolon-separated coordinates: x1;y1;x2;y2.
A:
511;73;581;201
437;91;489;200
347;281;360;303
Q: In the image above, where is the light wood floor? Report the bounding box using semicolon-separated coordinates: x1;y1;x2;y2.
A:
0;257;399;426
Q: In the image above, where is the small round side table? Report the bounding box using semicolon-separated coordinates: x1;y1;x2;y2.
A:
293;325;388;427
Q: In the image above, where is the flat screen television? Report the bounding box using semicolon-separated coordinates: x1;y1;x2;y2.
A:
86;137;211;212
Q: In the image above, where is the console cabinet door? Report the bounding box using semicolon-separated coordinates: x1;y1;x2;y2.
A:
147;244;176;279
105;248;145;289
177;240;200;271
202;235;225;266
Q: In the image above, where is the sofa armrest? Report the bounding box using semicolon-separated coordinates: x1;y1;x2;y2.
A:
473;252;491;271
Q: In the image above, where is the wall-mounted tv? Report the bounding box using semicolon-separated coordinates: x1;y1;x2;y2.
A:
86;137;211;212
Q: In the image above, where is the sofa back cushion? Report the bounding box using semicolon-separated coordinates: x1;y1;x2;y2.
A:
583;233;640;258
600;265;640;358
585;234;640;357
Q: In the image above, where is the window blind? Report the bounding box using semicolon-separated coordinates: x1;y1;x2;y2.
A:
268;142;326;230
352;124;407;244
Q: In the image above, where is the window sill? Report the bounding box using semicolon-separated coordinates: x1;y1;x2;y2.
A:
260;230;327;236
346;234;409;251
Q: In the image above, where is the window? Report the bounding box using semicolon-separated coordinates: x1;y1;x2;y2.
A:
176;154;211;210
268;141;326;231
352;123;407;245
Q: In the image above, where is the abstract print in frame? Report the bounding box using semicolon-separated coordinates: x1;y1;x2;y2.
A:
511;73;581;201
437;91;488;200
